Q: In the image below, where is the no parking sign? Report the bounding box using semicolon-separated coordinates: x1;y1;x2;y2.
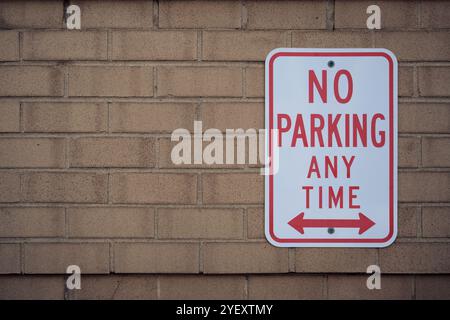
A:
265;48;397;247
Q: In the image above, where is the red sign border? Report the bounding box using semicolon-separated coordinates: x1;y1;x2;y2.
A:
268;51;396;244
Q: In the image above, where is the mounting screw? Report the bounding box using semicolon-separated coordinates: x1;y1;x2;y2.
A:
327;60;335;68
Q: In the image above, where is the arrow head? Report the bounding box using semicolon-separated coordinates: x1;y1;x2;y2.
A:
288;212;305;234
358;212;375;234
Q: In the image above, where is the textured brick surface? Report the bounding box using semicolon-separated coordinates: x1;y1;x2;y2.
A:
421;1;450;28
328;275;413;299
201;102;264;131
292;31;372;48
380;243;450;273
159;275;245;299
68;207;155;238
0;138;65;168
77;0;153;28
398;206;419;238
158;208;243;239
23;31;107;60
399;103;450;133
0;31;19;61
110;173;197;204
69;66;153;97
0;100;20;132
22;172;108;203
23;102;108;133
114;243;199;273
203;243;288;273
110;102;196;133
0;244;21;274
248;275;324;299
0;276;65;299
247;208;264;239
159;0;241;28
245;67;264;97
422;207;450;238
422;138;450;167
112;31;197;61
24;243;110;274
399;172;450;202
335;1;418;29
416;275;450;299
246;0;326;29
202;173;263;204
68;275;157;300
374;32;450;61
398;137;420;168
203;31;286;61
0;207;64;238
0;1;62;28
157;67;242;97
69;137;155;168
399;67;414;97
295;248;377;273
0;66;63;97
0;173;21;203
419;67;450;97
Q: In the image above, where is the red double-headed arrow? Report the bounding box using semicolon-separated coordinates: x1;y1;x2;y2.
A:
288;212;375;235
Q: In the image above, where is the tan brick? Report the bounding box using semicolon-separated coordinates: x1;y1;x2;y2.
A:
0;172;20;203
67;275;157;300
247;207;264;239
22;172;108;203
374;31;450;61
201;102;264;131
416;275;450;299
335;0;418;29
114;243;199;273
295;248;377;273
245;67;264;98
422;207;450;238
0;31;19;61
158;208;243;239
203;242;288;273
68;66;153;97
398;137;420;168
328;275;413;299
157;67;242;97
110;173;197;204
0;244;20;274
0;276;65;299
69;137;155;168
159;275;245;299
23;31;107;60
399;67;414;97
399;171;450;202
399;103;450;133
77;0;153;28
246;0;326;29
159;0;241;28
203;31;286;61
23;102;108;133
25;243;110;274
68;207;154;238
0;138;65;168
0;207;64;237
0;100;20;132
380;243;450;273
158;136;251;169
421;1;450;28
422;137;450;167
112;31;197;60
292;31;372;48
248;275;324;299
398;206;419;238
202;173;263;204
0;1;62;28
0;66;63;97
110;102;196;133
418;67;450;97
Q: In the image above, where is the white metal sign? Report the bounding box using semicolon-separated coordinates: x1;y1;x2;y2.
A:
265;48;397;247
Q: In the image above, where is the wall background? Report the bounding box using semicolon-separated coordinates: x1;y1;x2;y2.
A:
0;0;449;299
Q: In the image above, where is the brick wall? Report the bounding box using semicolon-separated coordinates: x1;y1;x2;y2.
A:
0;0;449;299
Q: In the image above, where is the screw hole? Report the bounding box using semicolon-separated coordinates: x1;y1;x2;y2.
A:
328;60;335;68
328;227;335;234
